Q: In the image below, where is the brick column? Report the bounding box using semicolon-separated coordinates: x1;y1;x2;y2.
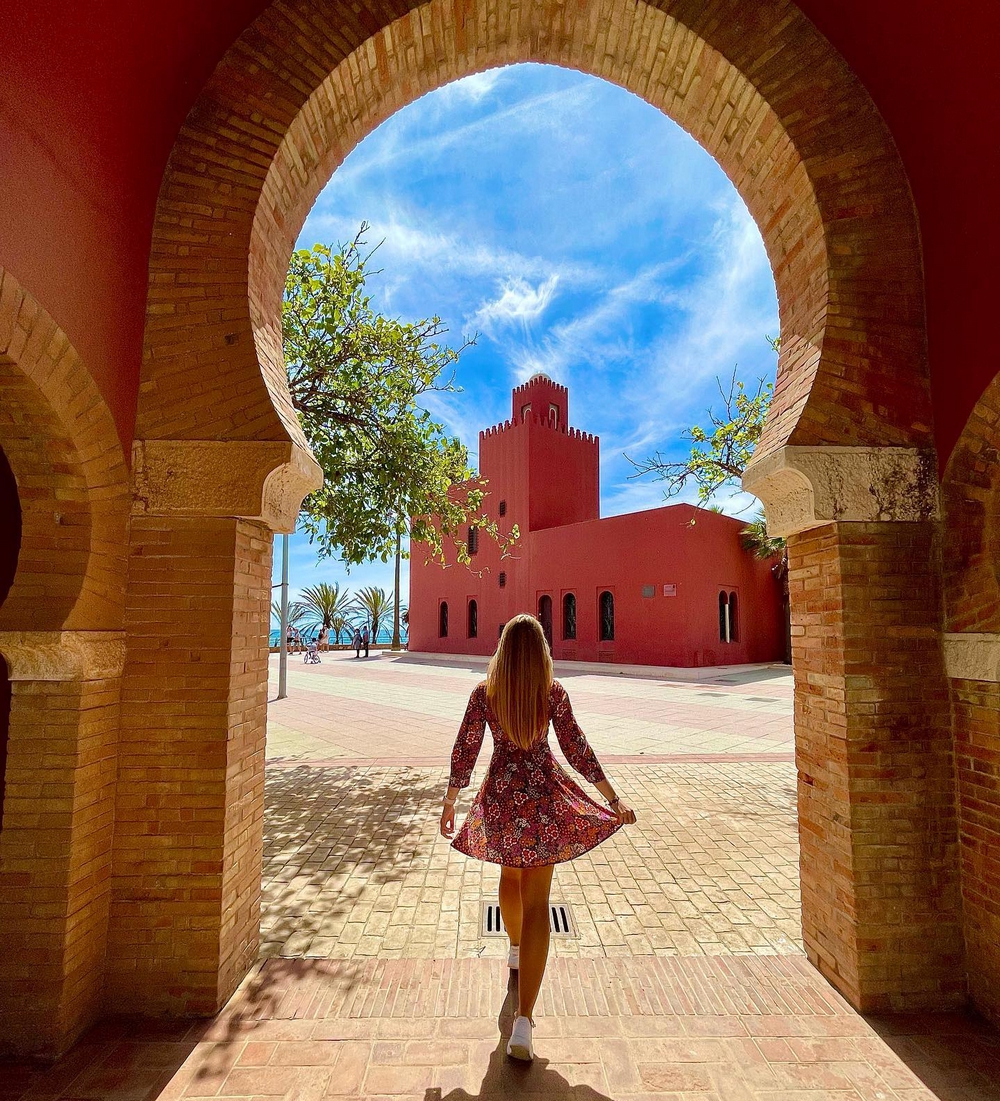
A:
0;631;124;1059
746;446;964;1012
107;440;319;1016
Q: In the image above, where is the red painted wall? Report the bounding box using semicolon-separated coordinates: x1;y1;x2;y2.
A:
0;1;996;460
0;0;270;449
410;380;784;667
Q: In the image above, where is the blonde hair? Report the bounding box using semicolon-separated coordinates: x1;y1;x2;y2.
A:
486;613;554;750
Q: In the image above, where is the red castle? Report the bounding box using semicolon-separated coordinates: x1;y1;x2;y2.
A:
408;373;785;667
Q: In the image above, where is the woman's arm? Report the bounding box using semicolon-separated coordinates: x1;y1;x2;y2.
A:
552;683;636;825
447;683;487;790
551;682;607;783
440;685;487;838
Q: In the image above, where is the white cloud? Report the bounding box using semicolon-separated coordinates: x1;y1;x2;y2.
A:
439;69;505;103
326;77;597;190
302;208;595;296
470;275;559;333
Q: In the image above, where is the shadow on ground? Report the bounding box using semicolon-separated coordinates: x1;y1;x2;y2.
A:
261;764;443;959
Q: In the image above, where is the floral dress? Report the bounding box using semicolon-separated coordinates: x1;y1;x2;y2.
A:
448;680;622;867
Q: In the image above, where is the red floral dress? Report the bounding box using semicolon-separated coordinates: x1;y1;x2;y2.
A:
448;680;622;867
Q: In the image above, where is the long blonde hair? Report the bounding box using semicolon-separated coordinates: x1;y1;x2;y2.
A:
486;613;554;750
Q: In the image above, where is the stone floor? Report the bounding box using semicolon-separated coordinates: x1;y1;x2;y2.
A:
3;653;998;1099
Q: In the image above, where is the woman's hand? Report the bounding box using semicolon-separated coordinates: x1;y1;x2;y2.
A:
440;802;456;838
611;799;637;825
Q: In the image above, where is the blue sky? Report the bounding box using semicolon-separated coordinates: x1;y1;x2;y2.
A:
273;63;779;617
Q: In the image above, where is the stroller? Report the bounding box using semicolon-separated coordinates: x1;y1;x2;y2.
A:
303;638;322;664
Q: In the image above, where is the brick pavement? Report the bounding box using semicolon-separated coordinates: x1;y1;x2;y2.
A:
264;653;794;764
260;761;801;961
261;653;798;962
3;957;997;1099
5;656;997;1097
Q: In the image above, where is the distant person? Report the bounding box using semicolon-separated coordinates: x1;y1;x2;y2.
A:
440;613;636;1062
318;625;329;652
352;627;362;658
362;625;370;658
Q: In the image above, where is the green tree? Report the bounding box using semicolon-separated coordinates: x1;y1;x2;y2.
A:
353;586;393;642
629;340;790;661
627;366;774;506
295;583;354;636
283;228;516;568
740;509;786;562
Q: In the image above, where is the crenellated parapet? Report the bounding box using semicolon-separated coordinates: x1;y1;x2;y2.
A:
480;411;598;444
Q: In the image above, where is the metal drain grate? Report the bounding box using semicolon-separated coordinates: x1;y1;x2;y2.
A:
480;901;577;938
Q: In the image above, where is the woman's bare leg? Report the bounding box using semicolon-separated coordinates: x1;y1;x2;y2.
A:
499;866;522;946
517;864;554;1020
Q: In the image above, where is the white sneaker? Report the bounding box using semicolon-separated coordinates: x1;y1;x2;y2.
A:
506;1014;533;1061
507;944;519;970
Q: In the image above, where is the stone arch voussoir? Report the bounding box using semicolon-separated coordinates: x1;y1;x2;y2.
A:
141;0;929;478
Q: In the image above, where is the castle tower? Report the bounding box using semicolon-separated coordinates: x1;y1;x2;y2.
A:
479;373;599;533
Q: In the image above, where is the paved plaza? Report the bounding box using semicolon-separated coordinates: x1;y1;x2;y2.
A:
5;653;999;1100
261;651;799;963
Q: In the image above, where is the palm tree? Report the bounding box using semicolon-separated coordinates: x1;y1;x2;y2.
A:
330;613;350;646
740;510;786;561
271;599;308;634
353;586;393;644
296;583;353;637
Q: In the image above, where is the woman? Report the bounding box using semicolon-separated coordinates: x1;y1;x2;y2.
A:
440;614;637;1061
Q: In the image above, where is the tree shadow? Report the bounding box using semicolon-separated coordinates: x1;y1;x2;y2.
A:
260;764;444;954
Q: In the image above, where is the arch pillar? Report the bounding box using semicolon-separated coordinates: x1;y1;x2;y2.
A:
0;631;124;1060
744;446;964;1013
106;439;319;1015
938;384;1000;1029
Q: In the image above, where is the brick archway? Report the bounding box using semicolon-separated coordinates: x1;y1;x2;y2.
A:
0;267;128;1058
133;0;956;1024
141;0;928;461
941;382;1000;1025
0;270;128;634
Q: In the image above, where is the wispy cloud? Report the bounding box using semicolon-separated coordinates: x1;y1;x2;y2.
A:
326;78;597;190
470;275;560;334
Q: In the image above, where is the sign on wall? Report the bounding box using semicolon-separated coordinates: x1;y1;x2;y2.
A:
663;584;677;597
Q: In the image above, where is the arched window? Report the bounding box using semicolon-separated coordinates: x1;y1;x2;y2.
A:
468;525;479;555
562;593;577;640
719;590;739;643
548;403;559;427
467;599;478;638
521;403;531;422
538;594;553;648
439;601;449;638
599;590;615;641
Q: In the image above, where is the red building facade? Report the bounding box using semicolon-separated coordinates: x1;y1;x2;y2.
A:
409;374;785;666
